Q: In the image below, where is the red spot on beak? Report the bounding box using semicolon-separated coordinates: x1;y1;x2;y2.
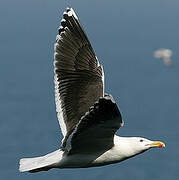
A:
159;144;164;148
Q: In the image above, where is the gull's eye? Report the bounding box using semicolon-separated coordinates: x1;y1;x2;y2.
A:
140;139;144;142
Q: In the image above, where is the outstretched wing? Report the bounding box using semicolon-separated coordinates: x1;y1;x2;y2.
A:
54;8;104;147
68;94;123;154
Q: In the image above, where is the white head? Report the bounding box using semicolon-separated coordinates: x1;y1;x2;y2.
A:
116;136;165;158
127;137;165;155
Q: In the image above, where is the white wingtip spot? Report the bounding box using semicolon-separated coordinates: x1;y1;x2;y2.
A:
68;11;73;17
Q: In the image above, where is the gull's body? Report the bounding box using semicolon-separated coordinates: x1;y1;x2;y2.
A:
19;8;165;173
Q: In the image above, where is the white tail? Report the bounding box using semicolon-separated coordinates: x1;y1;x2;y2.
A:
19;149;64;173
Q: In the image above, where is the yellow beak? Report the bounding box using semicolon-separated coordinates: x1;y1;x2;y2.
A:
150;141;165;148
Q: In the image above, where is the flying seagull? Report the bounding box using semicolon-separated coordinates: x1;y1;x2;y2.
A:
19;8;165;173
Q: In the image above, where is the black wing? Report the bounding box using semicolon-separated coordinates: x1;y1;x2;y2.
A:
54;8;104;147
68;94;123;154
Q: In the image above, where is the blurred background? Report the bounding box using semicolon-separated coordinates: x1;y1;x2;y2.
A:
0;0;178;179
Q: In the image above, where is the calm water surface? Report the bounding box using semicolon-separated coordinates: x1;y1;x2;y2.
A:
0;0;178;179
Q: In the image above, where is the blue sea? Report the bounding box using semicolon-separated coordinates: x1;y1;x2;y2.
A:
0;0;178;179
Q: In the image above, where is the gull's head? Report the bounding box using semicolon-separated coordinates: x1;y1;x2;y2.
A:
127;137;165;155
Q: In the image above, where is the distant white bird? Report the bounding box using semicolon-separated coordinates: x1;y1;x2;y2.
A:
154;48;173;66
19;8;165;173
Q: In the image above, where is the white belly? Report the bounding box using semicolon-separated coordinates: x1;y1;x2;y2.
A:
57;136;132;168
57;148;126;168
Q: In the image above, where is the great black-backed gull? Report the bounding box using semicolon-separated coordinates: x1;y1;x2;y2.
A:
19;8;165;173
